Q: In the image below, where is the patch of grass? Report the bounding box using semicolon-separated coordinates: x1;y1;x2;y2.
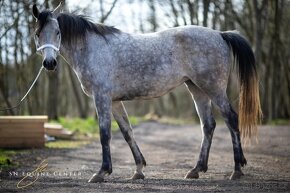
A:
127;116;140;126
45;140;91;149
269;119;290;125
0;149;19;169
52;116;141;135
149;116;195;125
52;117;98;135
46;116;141;149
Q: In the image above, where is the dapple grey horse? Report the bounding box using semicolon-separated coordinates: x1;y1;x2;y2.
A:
32;4;261;183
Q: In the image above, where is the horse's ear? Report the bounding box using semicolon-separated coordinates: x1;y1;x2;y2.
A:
53;2;63;15
32;4;39;20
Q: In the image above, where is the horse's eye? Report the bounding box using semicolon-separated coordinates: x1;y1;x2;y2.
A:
56;31;60;36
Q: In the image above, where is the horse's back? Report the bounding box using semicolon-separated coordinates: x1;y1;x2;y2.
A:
108;25;231;101
158;26;231;75
156;26;232;93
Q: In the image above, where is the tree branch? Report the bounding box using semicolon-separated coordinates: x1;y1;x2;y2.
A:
0;18;18;40
100;0;118;23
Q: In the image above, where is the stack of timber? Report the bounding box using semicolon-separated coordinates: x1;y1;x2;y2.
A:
0;116;47;148
44;123;75;139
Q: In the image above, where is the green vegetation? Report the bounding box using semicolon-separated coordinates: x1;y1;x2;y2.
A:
155;116;195;125
0;149;19;169
52;117;99;135
45;140;91;149
269;119;290;125
52;116;140;135
46;116;141;149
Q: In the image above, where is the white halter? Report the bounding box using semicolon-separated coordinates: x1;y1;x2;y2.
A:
35;18;61;53
36;44;59;52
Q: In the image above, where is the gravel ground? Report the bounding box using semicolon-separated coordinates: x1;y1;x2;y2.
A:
0;121;289;192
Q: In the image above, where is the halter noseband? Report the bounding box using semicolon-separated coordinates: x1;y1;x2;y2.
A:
36;44;60;52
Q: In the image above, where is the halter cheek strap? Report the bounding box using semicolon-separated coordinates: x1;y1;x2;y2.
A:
37;44;60;52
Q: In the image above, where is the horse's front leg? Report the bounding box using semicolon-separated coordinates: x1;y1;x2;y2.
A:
88;93;112;183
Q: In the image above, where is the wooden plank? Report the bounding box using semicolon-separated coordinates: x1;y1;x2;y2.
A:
0;125;44;135
0;137;44;143
0;123;44;131
0;137;45;141
0;116;46;148
0;116;48;123
0;139;44;148
0;128;44;138
0;115;48;120
0;144;44;148
44;123;63;129
45;129;74;139
0;132;43;138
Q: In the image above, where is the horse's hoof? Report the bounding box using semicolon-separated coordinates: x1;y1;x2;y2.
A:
131;172;145;180
230;170;244;180
185;169;199;179
88;173;104;183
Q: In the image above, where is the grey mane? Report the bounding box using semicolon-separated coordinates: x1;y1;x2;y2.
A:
36;10;120;44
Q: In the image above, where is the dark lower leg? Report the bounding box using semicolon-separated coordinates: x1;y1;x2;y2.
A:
185;81;216;179
120;125;146;179
88;127;112;183
185;119;216;179
89;94;113;183
112;102;146;179
99;130;112;174
222;105;247;179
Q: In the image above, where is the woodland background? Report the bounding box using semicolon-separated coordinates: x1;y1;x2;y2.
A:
0;0;289;122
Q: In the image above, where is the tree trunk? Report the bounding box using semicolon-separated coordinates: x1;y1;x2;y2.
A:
202;0;210;27
68;67;87;118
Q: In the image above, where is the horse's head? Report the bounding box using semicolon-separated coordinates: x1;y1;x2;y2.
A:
32;4;62;71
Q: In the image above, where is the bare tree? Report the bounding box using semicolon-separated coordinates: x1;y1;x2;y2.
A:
202;0;210;27
99;0;118;23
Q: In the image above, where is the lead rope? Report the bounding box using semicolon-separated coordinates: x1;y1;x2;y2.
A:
0;66;44;112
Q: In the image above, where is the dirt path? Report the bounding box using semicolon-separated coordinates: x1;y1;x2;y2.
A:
1;121;290;192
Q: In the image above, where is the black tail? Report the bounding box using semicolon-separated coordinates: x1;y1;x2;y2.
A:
221;31;262;141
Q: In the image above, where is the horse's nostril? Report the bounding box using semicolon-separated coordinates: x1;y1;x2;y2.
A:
43;60;49;69
52;59;57;67
43;59;57;71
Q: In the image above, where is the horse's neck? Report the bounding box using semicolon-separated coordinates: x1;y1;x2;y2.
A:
60;45;75;67
60;35;106;70
60;43;87;70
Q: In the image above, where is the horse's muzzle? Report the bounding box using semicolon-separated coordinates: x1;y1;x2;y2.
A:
43;59;57;71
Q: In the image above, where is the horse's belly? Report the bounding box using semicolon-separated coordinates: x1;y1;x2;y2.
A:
112;76;188;101
113;89;167;101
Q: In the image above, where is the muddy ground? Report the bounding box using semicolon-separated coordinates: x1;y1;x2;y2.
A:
0;121;289;192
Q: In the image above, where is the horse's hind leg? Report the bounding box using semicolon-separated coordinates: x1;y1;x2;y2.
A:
184;81;216;179
210;93;247;180
112;101;146;179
